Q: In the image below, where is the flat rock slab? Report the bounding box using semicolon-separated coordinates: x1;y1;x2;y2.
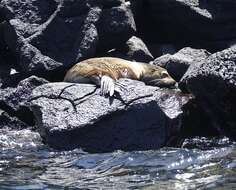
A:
30;79;189;152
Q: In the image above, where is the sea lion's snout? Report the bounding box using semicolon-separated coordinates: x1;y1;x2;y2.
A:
142;69;176;88
159;70;176;87
157;70;176;88
148;77;176;88
159;77;176;88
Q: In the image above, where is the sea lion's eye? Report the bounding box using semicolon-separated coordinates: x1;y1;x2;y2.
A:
161;71;169;78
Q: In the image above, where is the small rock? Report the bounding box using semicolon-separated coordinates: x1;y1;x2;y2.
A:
97;2;136;51
154;47;211;81
181;137;233;150
0;75;48;125
105;36;154;62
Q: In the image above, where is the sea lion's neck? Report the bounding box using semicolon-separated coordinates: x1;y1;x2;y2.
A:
127;61;147;79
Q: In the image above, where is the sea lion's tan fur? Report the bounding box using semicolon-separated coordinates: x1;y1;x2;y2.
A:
64;57;176;90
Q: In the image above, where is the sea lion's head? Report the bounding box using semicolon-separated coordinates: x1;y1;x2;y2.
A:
141;65;176;88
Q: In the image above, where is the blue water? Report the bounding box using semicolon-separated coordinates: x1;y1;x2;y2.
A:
0;127;235;190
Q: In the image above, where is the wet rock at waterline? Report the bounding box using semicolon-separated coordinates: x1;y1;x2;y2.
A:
154;47;211;81
0;76;48;125
1;0;135;76
30;79;190;152
180;47;236;139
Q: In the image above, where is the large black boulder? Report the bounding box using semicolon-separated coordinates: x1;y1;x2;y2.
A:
30;79;190;152
179;47;236;139
131;0;236;51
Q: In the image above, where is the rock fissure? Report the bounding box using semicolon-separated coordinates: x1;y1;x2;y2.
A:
124;94;154;107
26;2;63;43
73;87;99;105
30;94;77;112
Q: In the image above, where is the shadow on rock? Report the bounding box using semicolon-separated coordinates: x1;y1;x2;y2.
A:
180;47;236;140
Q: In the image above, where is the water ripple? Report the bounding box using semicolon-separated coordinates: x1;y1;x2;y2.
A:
0;128;235;189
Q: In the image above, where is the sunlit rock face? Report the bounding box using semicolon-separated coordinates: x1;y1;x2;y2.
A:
30;79;190;152
154;47;211;81
180;47;236;139
1;0;135;77
105;36;154;62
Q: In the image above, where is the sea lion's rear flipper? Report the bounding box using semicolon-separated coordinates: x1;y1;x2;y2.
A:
101;75;115;96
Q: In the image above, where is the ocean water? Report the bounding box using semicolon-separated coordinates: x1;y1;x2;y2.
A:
0;127;235;190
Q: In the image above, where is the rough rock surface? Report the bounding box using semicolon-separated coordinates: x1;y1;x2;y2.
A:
125;36;153;62
0;76;48;125
97;0;136;51
106;36;154;62
180;47;236;139
154;47;211;81
0;109;28;129
1;0;135;76
30;79;190;152
131;0;236;51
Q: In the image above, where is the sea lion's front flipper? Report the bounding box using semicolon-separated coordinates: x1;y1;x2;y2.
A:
114;81;128;94
101;75;115;96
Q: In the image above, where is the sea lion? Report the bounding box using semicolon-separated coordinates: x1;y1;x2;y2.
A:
64;57;176;96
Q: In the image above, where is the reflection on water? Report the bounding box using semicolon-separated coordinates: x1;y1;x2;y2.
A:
0;127;235;190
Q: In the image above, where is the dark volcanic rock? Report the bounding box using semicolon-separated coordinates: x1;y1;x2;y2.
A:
181;98;220;139
97;1;136;51
0;22;18;81
106;36;154;62
179;47;236;139
181;137;233;150
2;0;135;77
2;0;99;75
154;47;211;81
131;0;236;51
0;76;48;125
0;50;11;81
30;79;190;152
0;109;29;129
148;43;177;58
